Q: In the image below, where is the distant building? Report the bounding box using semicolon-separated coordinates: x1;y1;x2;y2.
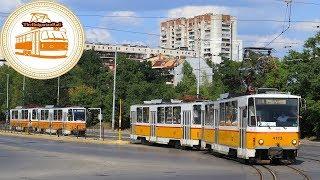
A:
174;57;213;86
85;43;197;62
160;13;243;64
146;54;184;85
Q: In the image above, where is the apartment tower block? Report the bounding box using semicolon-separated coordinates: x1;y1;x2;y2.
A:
160;13;243;64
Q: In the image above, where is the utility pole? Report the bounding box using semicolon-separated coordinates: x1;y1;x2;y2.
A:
57;76;60;105
22;76;25;106
118;99;122;141
6;74;9;124
111;50;118;130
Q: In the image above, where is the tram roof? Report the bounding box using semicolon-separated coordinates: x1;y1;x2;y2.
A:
11;106;86;110
216;92;301;102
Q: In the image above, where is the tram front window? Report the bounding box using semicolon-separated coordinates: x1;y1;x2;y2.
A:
255;98;298;127
74;109;85;121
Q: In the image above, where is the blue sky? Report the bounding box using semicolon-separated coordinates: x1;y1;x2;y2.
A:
1;0;319;58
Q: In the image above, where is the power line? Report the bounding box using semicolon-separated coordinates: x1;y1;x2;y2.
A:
273;0;320;5
0;12;320;24
265;1;293;47
84;26;302;45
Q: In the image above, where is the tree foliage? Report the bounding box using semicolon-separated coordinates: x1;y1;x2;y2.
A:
176;61;197;96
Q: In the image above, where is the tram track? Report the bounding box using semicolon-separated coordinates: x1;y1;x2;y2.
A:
250;165;264;180
250;165;278;180
299;156;320;163
285;165;312;180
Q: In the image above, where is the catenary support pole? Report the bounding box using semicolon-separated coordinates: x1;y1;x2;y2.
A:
111;50;117;130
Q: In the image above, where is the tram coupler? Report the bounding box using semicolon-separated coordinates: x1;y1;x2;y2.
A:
268;147;283;159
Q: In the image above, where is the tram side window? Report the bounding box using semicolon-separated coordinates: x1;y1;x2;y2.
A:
225;101;238;126
54;110;58;120
165;107;173;124
137;107;143;123
248;98;256;126
45;110;49;120
157;107;165;124
220;103;226;126
40;110;44;120
11;111;18;119
22;110;28;119
67;109;73;121
143;107;149;123
40;110;49;120
193;105;201;125
54;110;63;121
205;105;214;126
173;106;181;124
32;110;37;120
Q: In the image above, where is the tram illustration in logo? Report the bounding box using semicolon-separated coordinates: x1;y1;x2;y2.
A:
0;0;85;79
15;13;69;59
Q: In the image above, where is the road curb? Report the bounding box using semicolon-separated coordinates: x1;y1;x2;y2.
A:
0;130;130;145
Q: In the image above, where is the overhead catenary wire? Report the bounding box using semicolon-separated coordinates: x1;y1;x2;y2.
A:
273;0;320;5
265;0;293;47
0;12;320;24
83;26;302;46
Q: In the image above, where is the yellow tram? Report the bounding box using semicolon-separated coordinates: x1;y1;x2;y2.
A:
10;106;86;135
131;90;301;163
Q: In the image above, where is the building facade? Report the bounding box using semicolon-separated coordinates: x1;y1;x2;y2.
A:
160;13;243;64
85;43;197;62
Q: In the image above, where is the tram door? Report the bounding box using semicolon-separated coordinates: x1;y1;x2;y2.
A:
239;107;247;150
150;111;156;139
214;109;219;144
182;111;191;141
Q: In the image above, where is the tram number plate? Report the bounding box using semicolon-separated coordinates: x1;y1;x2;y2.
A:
273;136;282;140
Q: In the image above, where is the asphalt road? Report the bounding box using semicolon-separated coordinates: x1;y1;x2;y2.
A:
0;136;319;180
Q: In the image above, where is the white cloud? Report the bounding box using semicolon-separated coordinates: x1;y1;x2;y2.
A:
0;0;22;23
293;20;320;32
85;28;112;43
0;0;21;12
239;34;303;50
101;11;140;26
167;5;231;18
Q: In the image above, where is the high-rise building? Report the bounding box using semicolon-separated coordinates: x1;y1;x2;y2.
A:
160;13;243;64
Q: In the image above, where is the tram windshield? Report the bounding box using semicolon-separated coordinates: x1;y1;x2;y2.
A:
73;109;85;121
255;98;298;127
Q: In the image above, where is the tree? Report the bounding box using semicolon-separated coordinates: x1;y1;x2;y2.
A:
176;61;197;96
283;32;320;138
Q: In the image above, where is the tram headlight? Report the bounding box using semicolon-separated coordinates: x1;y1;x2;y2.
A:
258;139;264;145
292;139;297;145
